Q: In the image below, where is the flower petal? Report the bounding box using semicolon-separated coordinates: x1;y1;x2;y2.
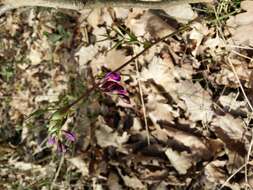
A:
48;136;56;145
63;130;76;142
57;141;66;153
116;89;127;95
105;72;121;81
100;81;124;93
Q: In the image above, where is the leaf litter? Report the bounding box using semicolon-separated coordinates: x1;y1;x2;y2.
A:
1;1;253;190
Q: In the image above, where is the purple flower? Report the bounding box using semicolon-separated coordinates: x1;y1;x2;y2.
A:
62;130;76;142
105;72;121;81
48;136;56;145
99;72;130;104
100;81;125;93
57;140;66;153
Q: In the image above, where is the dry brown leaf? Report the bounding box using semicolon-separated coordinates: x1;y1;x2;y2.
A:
178;81;214;123
153;122;219;163
212;58;251;87
108;172;124;190
165;148;193;174
210;114;248;156
146;10;176;39
147;93;177;124
164;3;197;23
205;160;227;184
76;45;99;70
218;92;248;113
125;9;146;37
104;49;128;70
188;22;209;56
95;117;129;153
202;160;242;190
203;160;241;190
10;90;33;116
227;1;253;45
126;10;175;39
113;8;129;19
68;156;89;176
141;55;213;122
117;168;145;189
8;158;47;176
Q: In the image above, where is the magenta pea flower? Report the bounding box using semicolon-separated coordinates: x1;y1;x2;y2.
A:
100;72;130;103
57;140;66;153
62;130;76;142
48;136;56;145
105;72;121;81
47;130;76;153
100;81;125;93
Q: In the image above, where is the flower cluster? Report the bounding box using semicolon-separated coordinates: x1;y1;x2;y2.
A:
48;130;76;153
100;72;130;103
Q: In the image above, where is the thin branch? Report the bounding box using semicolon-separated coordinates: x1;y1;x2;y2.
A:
1;0;212;14
218;163;247;190
135;60;150;145
227;57;253;112
50;153;65;190
245;127;253;190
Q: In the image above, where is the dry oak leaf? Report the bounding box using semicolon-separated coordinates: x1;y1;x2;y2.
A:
117;168;145;189
108;172;124;190
147;93;177;124
68;156;89;176
95;117;129;153
227;1;253;46
125;9;178;39
210;114;248;157
177;80;214;123
141;55;192;103
202;160;241;190
141;55;214;122
218;92;248;113
154;122;218;160
163;3;197;23
187;22;209;56
126;3;196;39
87;8;113;28
165;148;193;174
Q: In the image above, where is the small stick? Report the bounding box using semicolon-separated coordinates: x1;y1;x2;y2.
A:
50;153;65;190
135;60;150;145
0;0;213;14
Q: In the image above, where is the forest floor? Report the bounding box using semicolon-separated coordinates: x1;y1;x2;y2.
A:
1;1;253;189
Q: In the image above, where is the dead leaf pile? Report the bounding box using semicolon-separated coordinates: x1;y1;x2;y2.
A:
1;1;253;190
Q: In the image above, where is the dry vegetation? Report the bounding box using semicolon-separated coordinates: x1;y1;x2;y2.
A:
1;0;253;189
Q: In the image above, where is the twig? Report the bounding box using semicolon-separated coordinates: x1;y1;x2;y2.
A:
227;57;253;112
135;60;150;145
218;163;247;190
1;0;213;14
213;6;253;189
245;127;253;190
50;153;65;190
227;55;253;190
